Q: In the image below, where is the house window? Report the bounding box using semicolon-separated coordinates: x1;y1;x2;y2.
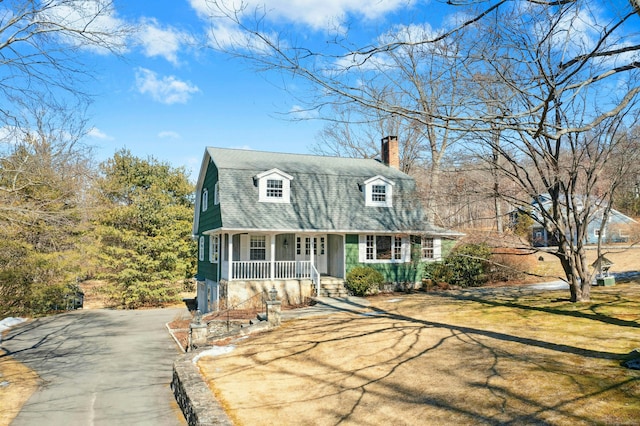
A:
366;235;375;260
250;236;266;260
595;229;605;238
199;236;205;261
393;236;403;260
209;235;219;263
296;237;301;255
421;238;434;259
256;168;293;203
372;185;386;202
266;179;283;198
201;188;208;212
214;182;220;205
364;176;394;207
363;235;406;262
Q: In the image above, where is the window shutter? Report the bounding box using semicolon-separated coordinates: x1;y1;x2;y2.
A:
433;238;442;260
358;234;365;263
402;237;410;262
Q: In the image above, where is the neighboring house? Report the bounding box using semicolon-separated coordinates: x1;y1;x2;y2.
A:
513;194;637;247
192;136;462;313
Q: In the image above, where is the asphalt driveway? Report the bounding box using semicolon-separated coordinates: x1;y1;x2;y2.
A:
2;308;187;425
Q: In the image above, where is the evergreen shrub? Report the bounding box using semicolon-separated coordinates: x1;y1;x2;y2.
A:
345;266;385;296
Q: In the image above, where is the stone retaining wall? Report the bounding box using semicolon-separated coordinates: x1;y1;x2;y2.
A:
171;352;233;426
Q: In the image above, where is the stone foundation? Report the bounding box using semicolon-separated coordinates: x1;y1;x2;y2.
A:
224;279;313;308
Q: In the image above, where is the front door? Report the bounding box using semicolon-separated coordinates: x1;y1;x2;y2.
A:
296;235;327;275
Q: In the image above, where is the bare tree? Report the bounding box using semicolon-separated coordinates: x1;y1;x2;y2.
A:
203;0;640;302
311;103;426;174
463;1;640;301
0;0;128;130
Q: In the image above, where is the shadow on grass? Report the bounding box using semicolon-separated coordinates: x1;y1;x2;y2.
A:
203;289;639;425
429;286;640;330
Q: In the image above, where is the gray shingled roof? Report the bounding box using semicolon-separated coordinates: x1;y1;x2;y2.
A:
207;147;457;236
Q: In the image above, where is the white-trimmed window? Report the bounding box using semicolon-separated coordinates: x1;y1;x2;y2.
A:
421;237;442;261
360;235;408;263
363;176;394;207
214;182;220;205
372;185;387;202
256;169;293;203
266;179;283;198
250;235;266;260
209;235;219;263
199;236;205;261
201;188;208;212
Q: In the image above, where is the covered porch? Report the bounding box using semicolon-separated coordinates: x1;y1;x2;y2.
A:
208;231;345;283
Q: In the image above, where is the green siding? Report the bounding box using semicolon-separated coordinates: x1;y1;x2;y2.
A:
344;235;460;284
197;162;222;281
345;234;421;283
441;238;457;257
197;235;219;281
198;162;222;234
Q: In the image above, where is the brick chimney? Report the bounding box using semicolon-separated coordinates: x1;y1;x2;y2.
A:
381;136;399;169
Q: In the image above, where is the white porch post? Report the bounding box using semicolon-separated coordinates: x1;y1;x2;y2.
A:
270;234;276;280
310;235;315;268
227;233;233;281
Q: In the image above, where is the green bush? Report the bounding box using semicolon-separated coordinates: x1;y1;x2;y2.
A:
345;266;385;296
424;243;492;288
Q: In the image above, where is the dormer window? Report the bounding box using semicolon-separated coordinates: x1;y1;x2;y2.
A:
372;184;387;202
364;176;394;207
256;168;293;203
266;179;283;198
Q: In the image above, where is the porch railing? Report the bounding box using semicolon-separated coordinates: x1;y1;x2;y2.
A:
230;260;313;281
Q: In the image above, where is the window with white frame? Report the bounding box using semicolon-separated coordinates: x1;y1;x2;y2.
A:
361;235;407;262
249;235;266;260
209;234;219;263
201;188;208;212
421;237;441;261
256;169;293;203
266;179;283;198
421;238;434;259
363;176;394;207
393;236;402;260
372;185;386;202
199;236;205;261
214;182;220;205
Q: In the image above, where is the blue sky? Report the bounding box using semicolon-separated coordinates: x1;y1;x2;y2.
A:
79;0;447;181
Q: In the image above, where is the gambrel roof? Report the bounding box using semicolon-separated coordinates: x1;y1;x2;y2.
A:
193;147;460;236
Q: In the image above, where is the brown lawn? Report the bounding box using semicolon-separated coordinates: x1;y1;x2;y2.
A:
198;283;640;425
0;349;39;426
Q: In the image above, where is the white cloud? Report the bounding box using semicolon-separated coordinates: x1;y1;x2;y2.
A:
139;18;192;64
88;127;112;140
38;0;129;54
190;0;415;31
135;68;200;104
158;130;181;139
289;104;318;119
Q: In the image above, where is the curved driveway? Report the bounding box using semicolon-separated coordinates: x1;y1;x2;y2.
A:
2;308;187;425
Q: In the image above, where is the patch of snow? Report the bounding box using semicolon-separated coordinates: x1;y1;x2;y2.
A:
387;298;403;303
192;346;235;363
0;317;26;333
